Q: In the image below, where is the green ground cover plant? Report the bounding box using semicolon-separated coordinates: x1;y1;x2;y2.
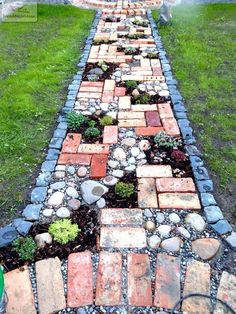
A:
153;4;236;221
0;5;95;225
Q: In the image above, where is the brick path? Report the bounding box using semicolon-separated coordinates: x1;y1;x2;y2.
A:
4;2;236;314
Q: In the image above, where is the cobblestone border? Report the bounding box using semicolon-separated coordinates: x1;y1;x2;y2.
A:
0;9;101;248
147;10;236;251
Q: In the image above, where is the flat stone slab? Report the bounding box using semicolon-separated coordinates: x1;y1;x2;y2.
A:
36;257;66;314
95;252;122;306
100;208;143;225
5;266;36;314
100;227;147;248
0;225;18;248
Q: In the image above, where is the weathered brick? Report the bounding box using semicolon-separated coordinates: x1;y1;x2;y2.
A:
182;260;211;314
80;81;104;88
100;227;147;248
67;252;93;307
102;90;114;102
101;208;143;225
215;271;236;313
156;178;196;193
77;92;102;99
131;104;158;112
61;133;82;154
127;254;152;306
137;165;173;178
119;119;146;127
78;144;109;155
118;96;131;109
90;154;107;178
158;103;174;119
103;125;118;144
135;126;164;136
118;111;145;119
5;266;36;314
95;252;122;306
162;118;180;137
138;178;158;208
115;87;126;96
58;153;92;165
80;86;103;93
158;193;201;210
154;253;181;309
145;111;162;127
36;257;66;314
104;79;115;91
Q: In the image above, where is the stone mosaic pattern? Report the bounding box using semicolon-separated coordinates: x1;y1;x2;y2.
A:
2;4;236;314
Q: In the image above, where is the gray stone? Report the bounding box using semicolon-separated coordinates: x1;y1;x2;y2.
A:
23;204;43;221
161;237;182;253
200;193;217;207
156;213;165;223
112;169;124;178
66;187;78;198
131;147;140;157
13;219;33;236
46;149;60;161
35;233;52;249
77;309;87;314
67;166;76;175
103;176;118;186
144;208;153;218
80;180;108;205
193;167;209;181
176;227;191;239
0;225;18;248
145;221;156;232
56;207;70;218
49;137;63;149
128;157;136;164
125;165;136;172
41;160;56;172
108;160;119;169
121;138;136;147
36;172;52;187
47;191;64;207
53;128;66;138
204;206;223;223
169;213;180;224
100;103;109;112
211;220;232;235
185;213;206;232
50;181;66;190
77;167;87;177
157;225;171;238
196;180;213;193
113;148;126;161
89;67;103;75
54;171;65;179
31;187;48;203
96;198;106;209
226;232;236;251
147;235;161;249
42;209;54;217
68;199;81;210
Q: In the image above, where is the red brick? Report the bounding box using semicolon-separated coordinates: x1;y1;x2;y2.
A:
78;144;109;154
138;178;158;208
90;154;108;178
119;119;146;127
127;254;152;306
58;153;92;165
156;178;196;193
95;252;122;306
100;227;147;248
154;253;181;309
115;87;126;96
103;125;118;144
145;111;162;127
135;126;164;136
157;103;174;119
152;67;163;76
80;81;104;88
67;252;93;307
36;257;66;314
215;271;236;313
182;260;211;313
158;193;201;210
61;133;81;154
118;111;145;119
80;86;103;93
102;90;114;102
162;118;180;137
5;266;36;314
137;165;173;178
101;208;143;225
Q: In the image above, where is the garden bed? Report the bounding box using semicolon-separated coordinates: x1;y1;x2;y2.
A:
82;62;118;81
0;206;98;272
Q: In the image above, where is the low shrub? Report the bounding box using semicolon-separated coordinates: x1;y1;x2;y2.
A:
115;182;135;198
84;127;100;138
12;236;37;261
49;219;80;245
66;112;88;131
99;116;113;126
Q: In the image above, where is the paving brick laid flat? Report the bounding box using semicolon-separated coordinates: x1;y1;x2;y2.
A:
3;2;236;314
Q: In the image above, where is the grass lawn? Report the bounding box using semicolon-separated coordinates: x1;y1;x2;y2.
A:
0;4;95;225
153;4;236;221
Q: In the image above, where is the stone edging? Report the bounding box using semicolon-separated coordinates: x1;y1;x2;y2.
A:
0;9;102;248
147;10;236;251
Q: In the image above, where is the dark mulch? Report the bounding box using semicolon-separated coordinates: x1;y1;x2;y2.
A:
93;40;117;45
131;92;170;105
82;62;118;81
0;206;98;272
104;173;138;208
145;137;193;178
117;46;141;56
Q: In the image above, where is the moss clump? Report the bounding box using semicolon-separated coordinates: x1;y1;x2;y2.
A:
12;236;37;261
115;182;135;199
48;219;80;245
